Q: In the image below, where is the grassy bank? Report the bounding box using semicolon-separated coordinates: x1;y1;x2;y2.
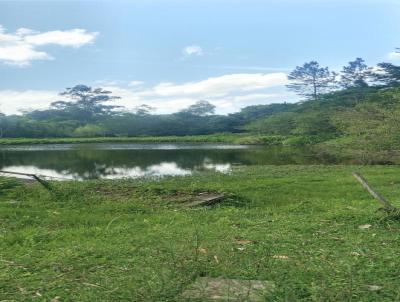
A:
0;134;286;146
1;166;400;301
314;136;400;164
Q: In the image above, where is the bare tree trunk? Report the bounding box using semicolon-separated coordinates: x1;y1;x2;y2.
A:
313;76;318;101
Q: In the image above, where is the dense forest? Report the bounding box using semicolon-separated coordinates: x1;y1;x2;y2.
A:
1;57;400;157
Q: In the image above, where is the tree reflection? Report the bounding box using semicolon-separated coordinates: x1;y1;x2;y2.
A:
0;144;332;180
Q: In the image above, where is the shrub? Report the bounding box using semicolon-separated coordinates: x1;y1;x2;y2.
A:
72;124;106;137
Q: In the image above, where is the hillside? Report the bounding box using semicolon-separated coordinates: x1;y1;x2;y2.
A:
243;86;400;162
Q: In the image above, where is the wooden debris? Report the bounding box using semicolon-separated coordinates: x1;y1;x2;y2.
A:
358;224;372;230
0;170;52;191
272;255;290;260
367;285;383;291
352;172;398;211
184;193;226;207
180;277;275;301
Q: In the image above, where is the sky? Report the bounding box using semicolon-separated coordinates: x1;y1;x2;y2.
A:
0;0;400;115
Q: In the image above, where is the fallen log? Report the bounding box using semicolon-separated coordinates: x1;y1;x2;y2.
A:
352;172;398;211
184;193;225;207
0;170;52;191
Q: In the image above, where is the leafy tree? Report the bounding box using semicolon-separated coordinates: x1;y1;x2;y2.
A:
340;58;369;88
245;112;297;135
51;85;121;123
231;103;296;123
73;124;107;137
287;61;336;101
179;100;216;116
134;104;156;116
372;63;400;86
291;111;337;136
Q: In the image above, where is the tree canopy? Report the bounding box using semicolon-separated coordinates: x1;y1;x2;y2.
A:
372;63;400;86
287;61;336;100
51;85;121;123
179;100;216;116
340;58;369;88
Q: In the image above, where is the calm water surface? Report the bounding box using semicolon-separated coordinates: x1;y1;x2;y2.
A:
0;143;330;180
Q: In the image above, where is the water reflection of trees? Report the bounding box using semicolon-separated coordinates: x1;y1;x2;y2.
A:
0;145;333;179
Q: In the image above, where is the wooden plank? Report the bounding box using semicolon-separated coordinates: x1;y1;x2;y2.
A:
0;170;52;191
184;193;225;207
352;172;397;211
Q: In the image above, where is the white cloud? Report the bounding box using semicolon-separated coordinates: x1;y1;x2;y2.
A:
25;29;97;47
0;72;296;115
204;65;292;72
182;45;203;57
0;26;98;66
0;90;59;114
16;28;38;36
389;51;400;60
0;43;52;65
128;80;145;87
147;73;288;97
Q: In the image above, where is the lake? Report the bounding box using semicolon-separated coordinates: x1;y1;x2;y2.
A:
0;143;331;180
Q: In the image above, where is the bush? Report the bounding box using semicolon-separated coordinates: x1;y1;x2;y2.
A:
283;135;329;146
72;124;106;137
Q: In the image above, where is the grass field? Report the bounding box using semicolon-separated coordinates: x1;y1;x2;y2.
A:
1;165;400;301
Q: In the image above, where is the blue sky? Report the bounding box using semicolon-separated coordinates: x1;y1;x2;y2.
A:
0;0;400;114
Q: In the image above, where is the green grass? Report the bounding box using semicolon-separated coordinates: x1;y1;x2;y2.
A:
315;136;400;164
1;165;400;301
0;134;285;146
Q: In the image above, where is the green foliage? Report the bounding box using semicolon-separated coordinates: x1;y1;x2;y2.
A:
133;104;155;116
0;134;269;145
53;85;121;123
2;61;400;156
1;166;400;300
179;100;216;116
287;61;337;100
231;103;296;122
2;83;400;164
292;111;336;136
72;124;106;137
340;58;369;88
283;136;319;146
234;135;285;145
331;102;400;150
245;110;337;138
372;63;400;86
245;112;297;135
243;85;400;160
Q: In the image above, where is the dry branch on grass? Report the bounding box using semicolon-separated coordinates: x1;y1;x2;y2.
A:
352;172;398;212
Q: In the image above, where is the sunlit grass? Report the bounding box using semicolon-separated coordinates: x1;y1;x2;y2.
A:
1;165;400;301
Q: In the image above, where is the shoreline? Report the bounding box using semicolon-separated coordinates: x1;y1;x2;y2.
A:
0;134;285;146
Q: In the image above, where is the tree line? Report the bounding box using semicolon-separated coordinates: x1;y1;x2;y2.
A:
287;57;400;100
1;55;400;139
